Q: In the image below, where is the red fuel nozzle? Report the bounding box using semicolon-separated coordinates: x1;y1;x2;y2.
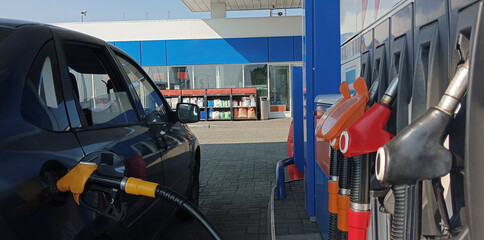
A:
339;76;399;157
339;103;393;157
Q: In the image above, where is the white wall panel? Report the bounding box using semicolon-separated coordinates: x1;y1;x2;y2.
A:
54;16;302;41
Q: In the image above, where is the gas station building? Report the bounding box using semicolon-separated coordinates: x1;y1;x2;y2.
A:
56;0;342;238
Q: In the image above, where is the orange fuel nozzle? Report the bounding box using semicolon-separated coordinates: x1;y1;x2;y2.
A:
315;81;351;138
321;77;369;142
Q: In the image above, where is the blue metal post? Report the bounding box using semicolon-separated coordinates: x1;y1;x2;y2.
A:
304;0;316;218
292;66;304;173
304;0;341;221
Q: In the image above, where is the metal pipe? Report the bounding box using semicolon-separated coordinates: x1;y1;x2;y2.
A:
276;157;295;200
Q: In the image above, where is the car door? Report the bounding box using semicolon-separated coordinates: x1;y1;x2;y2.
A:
56;38;166;239
112;51;194;214
0;27;88;240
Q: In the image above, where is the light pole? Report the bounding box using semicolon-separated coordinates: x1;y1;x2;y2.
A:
81;10;87;22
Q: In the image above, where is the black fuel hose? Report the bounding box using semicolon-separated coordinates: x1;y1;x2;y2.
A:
89;173;224;239
391;184;420;240
155;185;223;240
350;154;370;207
338;151;351;240
328;148;340;240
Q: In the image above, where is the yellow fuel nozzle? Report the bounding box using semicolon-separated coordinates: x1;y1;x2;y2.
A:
56;162;223;240
57;162;159;204
56;162;98;204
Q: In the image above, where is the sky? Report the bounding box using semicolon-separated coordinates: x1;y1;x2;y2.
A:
0;0;303;23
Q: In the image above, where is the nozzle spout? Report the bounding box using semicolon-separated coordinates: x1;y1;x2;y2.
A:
380;76;399;106
367;79;380;105
436;60;469;115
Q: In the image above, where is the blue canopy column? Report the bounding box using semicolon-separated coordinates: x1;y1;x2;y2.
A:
302;0;340;238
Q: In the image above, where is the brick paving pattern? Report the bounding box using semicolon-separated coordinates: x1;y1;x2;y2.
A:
273;180;321;240
163;119;291;240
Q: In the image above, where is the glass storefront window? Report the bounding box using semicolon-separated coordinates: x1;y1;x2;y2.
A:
142;66;168;90
219;64;243;88
193;65;216;89
269;65;290;111
169;66;192;90
244;64;268;97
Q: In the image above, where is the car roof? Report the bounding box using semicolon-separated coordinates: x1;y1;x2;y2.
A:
0;18;109;46
0;18;46;28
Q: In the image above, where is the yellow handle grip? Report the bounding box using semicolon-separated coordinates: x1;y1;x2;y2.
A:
124;178;158;198
57;162;98;204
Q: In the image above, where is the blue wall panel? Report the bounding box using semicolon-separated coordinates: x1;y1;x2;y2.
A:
140;40;167;66
166;37;268;65
115;41;141;64
294;36;303;61
269;36;294;62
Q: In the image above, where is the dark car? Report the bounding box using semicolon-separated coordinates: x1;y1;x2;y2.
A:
0;19;201;240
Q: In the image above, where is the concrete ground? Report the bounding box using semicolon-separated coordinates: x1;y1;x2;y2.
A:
162;118;292;240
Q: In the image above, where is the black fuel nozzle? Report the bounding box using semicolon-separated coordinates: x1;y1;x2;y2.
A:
375;60;469;185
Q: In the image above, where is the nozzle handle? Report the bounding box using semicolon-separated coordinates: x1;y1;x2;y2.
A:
56;162;98;204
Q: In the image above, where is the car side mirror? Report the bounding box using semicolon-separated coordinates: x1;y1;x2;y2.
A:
177;103;200;123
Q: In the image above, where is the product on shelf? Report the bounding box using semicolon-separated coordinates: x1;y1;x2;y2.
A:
243;97;251;107
238;108;248;118
213;111;219;119
190;97;197;105
214;99;221;107
233;108;239;119
248;107;256;119
169;98;179;109
182;98;190;103
209;109;213;119
197;98;204;108
227;111;232;119
200;110;205;120
208;100;214;107
250;95;256;107
233;100;238;107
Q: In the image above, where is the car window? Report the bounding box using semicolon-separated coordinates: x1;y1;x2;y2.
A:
63;43;138;127
21;40;70;131
114;53;169;124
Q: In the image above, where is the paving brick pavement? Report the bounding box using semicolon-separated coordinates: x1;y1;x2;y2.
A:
162;118;292;240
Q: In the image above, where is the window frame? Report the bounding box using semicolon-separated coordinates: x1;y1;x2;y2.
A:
20;39;71;132
58;40;144;130
111;47;175;124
